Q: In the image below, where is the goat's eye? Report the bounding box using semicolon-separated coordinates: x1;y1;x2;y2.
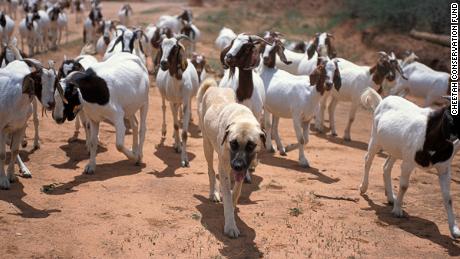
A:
246;142;256;152
230;140;239;150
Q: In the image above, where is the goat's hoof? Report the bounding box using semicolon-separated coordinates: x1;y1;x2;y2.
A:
21;140;28;148
386;194;396;205
343;136;351;142
331;132;337;137
33;142;40;150
210;192;221;203
20;169;32;178
83;165;95;175
391;207;404;218
0;177;10;190
268;147;275;153
279;149;287;156
359;184;368;194
181;160;189;167
174;145;181;153
451;226;460;239
299;160;310;168
8;172;18;183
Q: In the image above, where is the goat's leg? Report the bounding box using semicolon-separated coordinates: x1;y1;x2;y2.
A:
293;116;309;168
7;130;22;184
272;116;286;156
264;109;274;152
170;103;181;153
180;102;190;167
83;120;99;174
359;137;379;194
161;97;167;139
343;102;358;141
32;98;40;149
138;104;148;165
204;137;220;202
438;166;460;238
16;128;31;178
302;120;310;146
328;97;338;136
0;132;8;189
314;94;328;133
114;115;137;162
392;161;414;217
383;156;396;204
69;114;81;142
129;115;139;158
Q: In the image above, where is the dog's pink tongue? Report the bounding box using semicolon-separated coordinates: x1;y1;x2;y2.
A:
232;170;245;182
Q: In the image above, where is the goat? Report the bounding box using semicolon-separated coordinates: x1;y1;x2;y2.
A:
7;0;18;20
0;58;55;189
0;11;14;46
180;20;200;57
57;54;98;148
276;32;336;75
219;33;270;182
360;95;460;238
56;7;68;45
190;53;208;83
103;27;148;65
0;38;24;68
156;35;199;167
47;5;63;49
95;19;115;55
33;9;51;52
145;25;172;74
71;0;84;24
388;52;451;106
260;37;341;167
156;9;192;34
315;52;405;141
83;5;102;44
215;27;236;50
52;52;149;174
19;12;40;56
118;3;132;26
286;40;308;53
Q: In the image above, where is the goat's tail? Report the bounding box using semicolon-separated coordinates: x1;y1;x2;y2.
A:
360;87;382;112
197;77;218;106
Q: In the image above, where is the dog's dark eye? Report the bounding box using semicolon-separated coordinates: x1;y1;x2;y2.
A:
246;141;256;152
230;140;239;150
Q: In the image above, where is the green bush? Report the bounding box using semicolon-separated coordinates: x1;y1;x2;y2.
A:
344;0;451;33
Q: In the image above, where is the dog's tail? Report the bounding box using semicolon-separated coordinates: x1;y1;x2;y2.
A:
197;77;218;106
360;87;382;112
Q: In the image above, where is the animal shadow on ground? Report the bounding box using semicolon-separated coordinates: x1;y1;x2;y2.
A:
45;160;145;195
51;140;108;170
194;195;264;258
362;194;460;256
188;121;201;138
259;153;340;184
239;173;263;205
312;129;370;151
1;180;60;218
151;145;196;178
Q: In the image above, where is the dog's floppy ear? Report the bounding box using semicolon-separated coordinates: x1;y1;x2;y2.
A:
221;124;232;146
260;129;266;149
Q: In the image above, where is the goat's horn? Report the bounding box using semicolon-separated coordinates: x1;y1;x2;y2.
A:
22;58;43;71
249;35;272;45
175;34;190;42
378;51;388;57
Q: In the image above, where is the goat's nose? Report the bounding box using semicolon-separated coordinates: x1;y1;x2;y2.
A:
326;82;333;89
160;61;167;66
48;101;56;110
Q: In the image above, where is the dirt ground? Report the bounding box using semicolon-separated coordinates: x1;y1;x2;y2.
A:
1;1;460;258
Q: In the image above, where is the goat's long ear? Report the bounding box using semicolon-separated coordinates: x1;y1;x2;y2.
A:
277;44;292;65
333;61;341;91
178;44;187;71
107;36;122;53
309;67;320;86
220;41;232;69
22;74;35;96
327;38;337;58
221;124;232;146
307;38;318;59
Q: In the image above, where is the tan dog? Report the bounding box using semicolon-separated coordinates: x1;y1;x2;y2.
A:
197;78;265;238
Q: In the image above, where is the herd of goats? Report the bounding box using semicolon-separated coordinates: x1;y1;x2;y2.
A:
0;0;459;239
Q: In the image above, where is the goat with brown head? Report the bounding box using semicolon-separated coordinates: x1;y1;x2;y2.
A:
158;35;189;80
307;32;337;59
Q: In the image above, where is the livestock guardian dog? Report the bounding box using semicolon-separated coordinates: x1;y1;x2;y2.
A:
197;78;265;238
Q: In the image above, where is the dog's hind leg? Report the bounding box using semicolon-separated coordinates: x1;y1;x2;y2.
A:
204;137;220;202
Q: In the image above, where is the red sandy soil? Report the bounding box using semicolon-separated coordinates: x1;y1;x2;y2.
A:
0;1;459;258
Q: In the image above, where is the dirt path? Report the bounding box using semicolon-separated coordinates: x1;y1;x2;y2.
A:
1;1;459;258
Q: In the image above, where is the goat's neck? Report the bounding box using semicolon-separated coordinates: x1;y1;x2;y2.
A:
236;68;254;102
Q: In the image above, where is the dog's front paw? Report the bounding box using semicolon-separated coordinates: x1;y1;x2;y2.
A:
83;164;96;175
224;222;240;238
